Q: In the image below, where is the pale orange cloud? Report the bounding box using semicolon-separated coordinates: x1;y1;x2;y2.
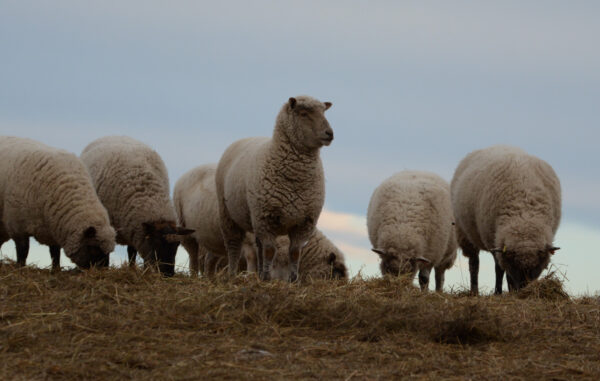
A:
317;208;368;238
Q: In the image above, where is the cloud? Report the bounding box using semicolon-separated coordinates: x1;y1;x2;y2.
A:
317;208;368;238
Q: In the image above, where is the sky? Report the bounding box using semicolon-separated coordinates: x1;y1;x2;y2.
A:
1;1;598;295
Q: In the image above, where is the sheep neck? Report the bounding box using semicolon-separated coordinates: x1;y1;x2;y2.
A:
270;129;321;178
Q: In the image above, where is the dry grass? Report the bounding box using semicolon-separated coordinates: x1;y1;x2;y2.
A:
1;261;599;380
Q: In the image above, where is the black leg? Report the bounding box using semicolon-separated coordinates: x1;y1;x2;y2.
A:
469;254;479;296
15;237;30;267
127;246;137;267
494;256;504;295
50;245;61;271
507;274;515;292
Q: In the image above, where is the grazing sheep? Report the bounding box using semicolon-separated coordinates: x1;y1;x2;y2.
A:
270;229;348;282
367;171;457;291
81;136;193;276
173;164;255;277
215;95;333;281
451;145;561;294
0;136;116;269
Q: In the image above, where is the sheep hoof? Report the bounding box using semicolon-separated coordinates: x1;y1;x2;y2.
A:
259;271;271;282
289;272;298;283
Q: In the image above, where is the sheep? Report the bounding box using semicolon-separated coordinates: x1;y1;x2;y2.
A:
81;136;193;276
173;164;256;277
367;171;457;291
451;145;561;295
0;136;116;269
215;95;333;281
174;164;346;281
269;229;348;282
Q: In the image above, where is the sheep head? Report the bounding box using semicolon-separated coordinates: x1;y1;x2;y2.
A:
327;252;347;280
69;226;114;269
372;248;431;277
281;95;334;150
141;221;194;277
490;244;560;290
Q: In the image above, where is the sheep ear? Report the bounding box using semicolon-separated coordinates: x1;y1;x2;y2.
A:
327;252;336;265
83;227;97;238
324;102;332;110
490;247;503;254
175;227;195;236
372;248;388;257
548;246;560;255
289;97;297;109
415;256;431;264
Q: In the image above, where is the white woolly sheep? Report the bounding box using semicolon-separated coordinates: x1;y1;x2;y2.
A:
215;95;333;281
173;164;256;277
174;164;344;281
451;145;561;294
367;171;457;291
269;229;348;282
0;136;116;269
81;136;193;276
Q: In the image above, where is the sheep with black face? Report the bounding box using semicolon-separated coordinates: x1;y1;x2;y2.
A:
367;171;457;291
81;136;193;276
451;145;561;294
0;136;115;270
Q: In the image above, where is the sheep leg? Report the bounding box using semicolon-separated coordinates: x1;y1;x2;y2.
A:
506;274;515;292
182;239;199;277
468;255;480;296
255;237;264;278
49;245;61;271
456;228;480;295
127;246;137;267
14;237;29;267
203;251;218;277
418;266;432;291
493;256;504;295
219;203;245;278
288;224;315;282
243;245;258;273
287;240;302;283
434;267;445;292
257;237;277;281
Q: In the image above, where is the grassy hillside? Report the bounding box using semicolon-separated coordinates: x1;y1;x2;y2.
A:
0;262;599;380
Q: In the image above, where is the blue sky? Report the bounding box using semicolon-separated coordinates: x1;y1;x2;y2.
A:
1;1;599;294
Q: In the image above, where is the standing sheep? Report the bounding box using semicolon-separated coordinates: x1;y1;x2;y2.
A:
367;171;457;291
173;164;256;277
174;164;346;281
451;145;561;294
0;136;116;269
81;136;193;276
216;96;333;281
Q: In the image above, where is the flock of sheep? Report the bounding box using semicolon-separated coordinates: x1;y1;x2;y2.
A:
0;95;561;294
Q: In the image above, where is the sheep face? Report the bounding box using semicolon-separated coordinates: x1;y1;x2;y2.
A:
327;252;347;280
69;226;112;269
141;221;194;277
287;96;333;150
494;245;556;290
372;248;415;277
372;248;431;278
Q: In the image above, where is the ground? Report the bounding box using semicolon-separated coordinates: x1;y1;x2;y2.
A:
0;262;599;380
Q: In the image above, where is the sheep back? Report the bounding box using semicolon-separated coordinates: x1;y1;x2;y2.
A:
367;171;457;274
81;136;176;256
0;136;115;263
